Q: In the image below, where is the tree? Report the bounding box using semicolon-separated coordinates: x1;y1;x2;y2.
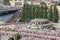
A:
20;4;25;22
32;5;36;19
36;5;41;18
35;5;37;18
15;33;22;40
49;5;53;21
53;5;58;23
24;4;28;22
30;5;34;19
49;5;58;23
21;4;32;22
20;4;57;22
8;37;14;40
43;4;48;19
40;4;44;18
29;5;32;20
27;5;32;22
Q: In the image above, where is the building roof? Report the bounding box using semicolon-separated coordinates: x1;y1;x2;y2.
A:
0;0;4;2
33;0;40;2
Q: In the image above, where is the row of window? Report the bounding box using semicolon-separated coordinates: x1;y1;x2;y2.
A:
15;2;22;5
15;0;22;1
15;0;33;1
33;21;49;24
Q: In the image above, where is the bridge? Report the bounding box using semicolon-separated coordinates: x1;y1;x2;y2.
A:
6;10;21;23
0;7;21;16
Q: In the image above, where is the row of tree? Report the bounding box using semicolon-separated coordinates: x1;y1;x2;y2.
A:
20;4;58;23
49;5;58;23
8;33;22;40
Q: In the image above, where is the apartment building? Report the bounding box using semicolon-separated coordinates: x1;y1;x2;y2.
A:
10;0;41;7
0;0;4;6
24;0;33;4
9;0;24;7
33;0;41;5
0;0;4;2
25;0;41;5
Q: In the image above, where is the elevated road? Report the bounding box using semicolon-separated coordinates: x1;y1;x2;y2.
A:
0;7;21;16
6;10;21;23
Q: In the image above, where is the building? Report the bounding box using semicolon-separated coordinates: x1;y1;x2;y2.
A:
4;0;9;3
25;0;41;5
24;0;33;4
9;0;24;7
33;0;41;5
9;0;41;7
27;19;53;30
9;0;15;7
0;0;4;6
0;0;4;2
26;0;41;5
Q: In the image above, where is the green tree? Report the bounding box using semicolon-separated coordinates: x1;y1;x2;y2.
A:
49;5;53;21
33;5;36;19
20;4;50;22
30;5;34;19
20;4;25;22
8;37;14;40
36;5;41;18
49;5;58;23
35;6;37;18
15;33;22;40
43;4;48;19
27;5;32;22
53;5;58;23
40;4;43;18
21;4;31;22
29;5;32;20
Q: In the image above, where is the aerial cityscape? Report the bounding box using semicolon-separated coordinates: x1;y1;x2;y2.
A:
0;0;60;40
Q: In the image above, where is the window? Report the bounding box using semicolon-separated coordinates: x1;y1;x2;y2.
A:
4;0;9;2
28;0;33;1
15;0;22;1
15;2;22;5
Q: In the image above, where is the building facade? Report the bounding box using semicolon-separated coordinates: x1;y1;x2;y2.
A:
9;0;41;7
0;0;4;6
33;0;41;5
25;0;41;5
9;0;24;7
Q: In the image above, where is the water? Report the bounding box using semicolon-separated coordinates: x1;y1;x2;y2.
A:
0;14;13;23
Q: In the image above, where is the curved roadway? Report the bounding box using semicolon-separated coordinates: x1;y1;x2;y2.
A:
6;10;21;23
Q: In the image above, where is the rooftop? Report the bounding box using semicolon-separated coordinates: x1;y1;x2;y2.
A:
0;0;4;2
